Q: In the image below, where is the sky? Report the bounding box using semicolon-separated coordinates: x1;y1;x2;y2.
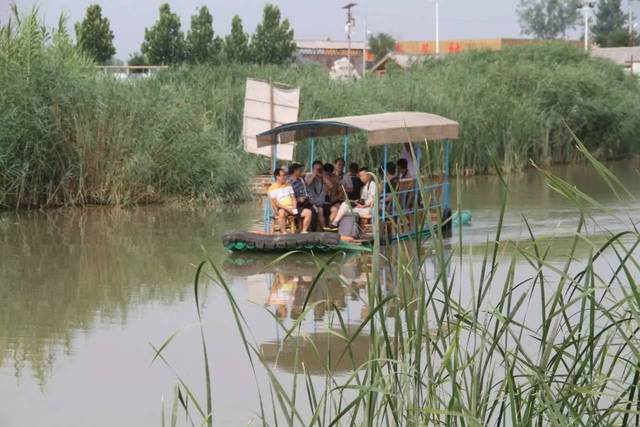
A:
2;0;639;59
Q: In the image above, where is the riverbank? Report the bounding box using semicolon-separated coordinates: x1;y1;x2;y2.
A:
2;12;639;209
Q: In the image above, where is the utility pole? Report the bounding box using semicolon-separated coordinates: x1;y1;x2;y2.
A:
362;18;368;77
343;3;357;77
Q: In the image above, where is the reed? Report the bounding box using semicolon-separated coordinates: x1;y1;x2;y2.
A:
2;9;639;209
156;144;640;426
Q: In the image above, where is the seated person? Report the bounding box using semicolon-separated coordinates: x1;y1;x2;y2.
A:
269;167;312;233
288;163;312;208
347;162;362;200
323;162;345;222
326;167;377;231
288;162;317;228
305;160;327;229
335;157;353;195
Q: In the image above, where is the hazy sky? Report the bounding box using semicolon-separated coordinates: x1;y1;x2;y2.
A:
2;0;639;59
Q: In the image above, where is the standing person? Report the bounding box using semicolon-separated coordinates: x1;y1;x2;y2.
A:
326;167;377;230
396;158;412;180
400;143;419;178
335;157;353;196
305;160;327;229
269;167;312;233
347;162;362;200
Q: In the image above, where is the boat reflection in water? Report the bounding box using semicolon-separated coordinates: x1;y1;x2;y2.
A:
223;247;448;375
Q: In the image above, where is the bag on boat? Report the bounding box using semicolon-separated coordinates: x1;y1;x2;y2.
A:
339;214;360;239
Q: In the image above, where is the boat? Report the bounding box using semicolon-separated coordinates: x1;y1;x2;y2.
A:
223;111;460;252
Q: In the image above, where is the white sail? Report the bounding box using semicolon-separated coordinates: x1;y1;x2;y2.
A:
242;78;299;161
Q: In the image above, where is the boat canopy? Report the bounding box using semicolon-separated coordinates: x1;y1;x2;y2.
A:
256;112;459;148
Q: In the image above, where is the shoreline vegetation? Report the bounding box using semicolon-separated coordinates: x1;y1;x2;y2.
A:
2;12;640;209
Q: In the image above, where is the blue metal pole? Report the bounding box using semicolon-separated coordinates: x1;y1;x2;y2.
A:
343;128;349;170
382;145;388;222
443;140;451;209
309;137;316;169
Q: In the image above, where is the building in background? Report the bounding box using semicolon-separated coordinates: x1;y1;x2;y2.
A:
592;46;640;75
369;53;426;75
296;40;371;75
297;38;582;76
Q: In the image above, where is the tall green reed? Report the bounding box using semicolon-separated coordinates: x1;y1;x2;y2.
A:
156;144;640;425
3;9;639;209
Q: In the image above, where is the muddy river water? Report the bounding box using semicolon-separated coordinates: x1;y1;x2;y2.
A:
1;160;639;426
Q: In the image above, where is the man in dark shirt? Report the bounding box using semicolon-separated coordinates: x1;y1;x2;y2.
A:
347;162;362;200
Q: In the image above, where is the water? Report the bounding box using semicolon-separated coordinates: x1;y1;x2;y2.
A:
1;161;638;426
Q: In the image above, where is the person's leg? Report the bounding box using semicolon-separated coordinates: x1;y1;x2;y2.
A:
316;206;326;228
301;208;312;233
277;209;287;233
331;202;350;226
329;204;339;223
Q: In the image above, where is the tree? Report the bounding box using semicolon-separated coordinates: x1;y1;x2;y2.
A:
128;52;148;66
250;4;296;65
186;6;221;64
141;3;185;65
368;33;396;62
74;4;115;64
516;0;579;39
592;0;637;46
224;15;251;63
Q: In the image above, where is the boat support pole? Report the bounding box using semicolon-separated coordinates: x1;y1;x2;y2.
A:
264;140;278;233
382;144;388;223
309;136;316;170
343;128;349;170
443;139;451;210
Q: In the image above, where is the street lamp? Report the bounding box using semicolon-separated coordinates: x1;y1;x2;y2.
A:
343;3;357;76
629;0;638;45
428;0;440;55
578;1;596;51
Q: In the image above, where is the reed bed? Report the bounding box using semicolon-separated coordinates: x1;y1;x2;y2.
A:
155;145;640;426
2;9;639;209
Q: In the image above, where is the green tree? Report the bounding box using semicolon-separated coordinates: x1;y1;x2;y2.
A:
224;15;251;63
516;0;579;39
368;33;396;62
592;0;637;46
186;6;221;64
250;4;296;65
141;3;185;65
74;4;115;64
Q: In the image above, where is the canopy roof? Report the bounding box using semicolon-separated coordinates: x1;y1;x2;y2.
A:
256;112;459;147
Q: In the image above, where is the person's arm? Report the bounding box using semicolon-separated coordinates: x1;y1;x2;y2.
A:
304;173;315;186
289;187;298;210
271;192;293;213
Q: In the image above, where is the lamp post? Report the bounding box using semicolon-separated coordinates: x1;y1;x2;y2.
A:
435;0;440;55
428;0;440;55
343;3;357;77
578;1;596;51
629;0;637;45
